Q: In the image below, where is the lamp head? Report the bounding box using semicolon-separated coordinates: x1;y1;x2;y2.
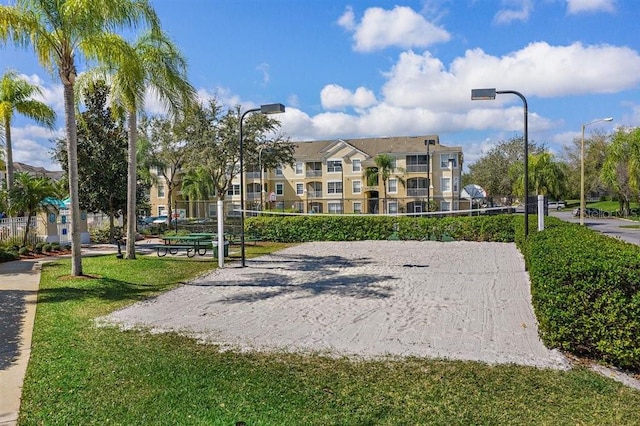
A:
260;103;285;114
471;88;497;100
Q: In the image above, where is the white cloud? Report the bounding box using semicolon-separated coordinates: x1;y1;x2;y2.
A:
256;63;270;85
494;0;533;24
338;5;450;52
566;0;616;14
320;84;377;110
11;125;64;171
18;73;65;116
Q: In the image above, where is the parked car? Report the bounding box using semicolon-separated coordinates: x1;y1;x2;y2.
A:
547;200;566;210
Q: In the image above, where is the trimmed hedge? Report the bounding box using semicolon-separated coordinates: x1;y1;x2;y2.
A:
247;213;640;370
523;218;640;370
245;214;518;243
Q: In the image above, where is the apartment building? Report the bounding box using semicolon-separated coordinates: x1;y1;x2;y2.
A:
150;135;466;218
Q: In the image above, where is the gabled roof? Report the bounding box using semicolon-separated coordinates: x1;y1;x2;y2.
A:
14;162;64;180
292;135;454;159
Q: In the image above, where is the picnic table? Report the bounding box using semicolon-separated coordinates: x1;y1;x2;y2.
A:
156;235;211;258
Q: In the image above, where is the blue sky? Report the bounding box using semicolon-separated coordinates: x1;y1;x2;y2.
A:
1;0;637;172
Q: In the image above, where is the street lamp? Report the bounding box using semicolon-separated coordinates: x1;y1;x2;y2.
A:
257;144;271;212
239;103;285;267
448;157;455;212
580;117;613;226
424;139;436;212
471;88;529;237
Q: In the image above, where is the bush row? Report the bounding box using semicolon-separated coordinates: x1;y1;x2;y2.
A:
245;214;517;243
518;217;640;370
247;213;640;370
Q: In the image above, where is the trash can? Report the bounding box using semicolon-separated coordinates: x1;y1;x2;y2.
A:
213;241;229;257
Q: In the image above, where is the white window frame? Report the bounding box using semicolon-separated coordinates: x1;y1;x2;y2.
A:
328;202;343;214
440;153;458;168
327;159;342;173
352;159;361;173
275;166;284;176
352;180;362;194
388;201;398;214
295;162;303;175
157;182;165;198
441;177;451;193
388;179;398;194
296;182;304;195
327;181;343;194
227;184;240;196
157;206;166;216
353;202;362;214
275;182;284;195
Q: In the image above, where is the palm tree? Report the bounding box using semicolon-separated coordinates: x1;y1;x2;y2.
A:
364;153;405;214
8;171;56;246
181;166;213;218
0;70;56;192
0;0;161;275
602;127;640;215
78;30;195;259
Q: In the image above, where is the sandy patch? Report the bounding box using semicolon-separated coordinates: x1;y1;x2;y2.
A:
100;241;569;370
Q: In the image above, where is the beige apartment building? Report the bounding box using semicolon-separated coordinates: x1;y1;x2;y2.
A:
149;135;466;218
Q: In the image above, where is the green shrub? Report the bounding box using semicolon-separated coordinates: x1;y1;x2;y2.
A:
18;246;30;256
34;242;44;254
0;248;19;262
524;219;640;370
90;225;124;244
42;243;52;253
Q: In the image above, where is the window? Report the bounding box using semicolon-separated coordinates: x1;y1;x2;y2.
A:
327;181;343;194
327;160;342;173
388;201;398;214
157;183;165;198
440;153;458;168
295;162;303;175
352;159;361;172
353;202;362;214
328;202;343;213
405;155;428;172
441;201;451;212
296;183;304;195
352;180;362;194
227;184;240;196
388;179;398;194
275;183;284;195
157;206;166;216
441;177;451;192
275;166;284;176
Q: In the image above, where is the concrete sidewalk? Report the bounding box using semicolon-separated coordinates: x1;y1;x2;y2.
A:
0;243;128;426
0;259;43;426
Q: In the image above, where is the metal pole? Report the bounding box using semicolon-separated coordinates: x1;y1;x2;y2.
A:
580;123;586;226
427;141;430;212
239;107;260;267
259;146;264;212
497;90;528;237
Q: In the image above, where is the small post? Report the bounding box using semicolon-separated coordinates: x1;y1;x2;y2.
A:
537;194;544;231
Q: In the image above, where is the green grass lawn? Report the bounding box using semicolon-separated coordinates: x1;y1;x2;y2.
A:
20;245;640;425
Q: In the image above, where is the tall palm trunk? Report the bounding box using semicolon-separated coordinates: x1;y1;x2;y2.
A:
126;110;138;259
63;81;83;276
3;118;13;193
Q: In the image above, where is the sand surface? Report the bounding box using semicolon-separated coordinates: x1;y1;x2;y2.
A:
100;241;569;369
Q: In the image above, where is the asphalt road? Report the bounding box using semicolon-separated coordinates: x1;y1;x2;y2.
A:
548;210;640;246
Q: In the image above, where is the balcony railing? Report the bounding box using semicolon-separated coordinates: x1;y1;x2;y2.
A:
406;165;428;173
307;190;323;198
246;171;261;179
306;170;322;177
407;189;428;197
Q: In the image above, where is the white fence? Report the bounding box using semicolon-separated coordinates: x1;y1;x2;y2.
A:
0;216;41;246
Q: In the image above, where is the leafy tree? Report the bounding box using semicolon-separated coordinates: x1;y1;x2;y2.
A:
53;80;128;242
562;130;610;199
602;127;640;215
182;100;293;206
0;0;161;275
364;153;406;214
8;171;56;246
0;70;56;193
467;136;542;205
138;114;193;228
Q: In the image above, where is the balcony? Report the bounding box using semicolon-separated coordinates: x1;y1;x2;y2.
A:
406;165;428;173
407;189;428;197
306;170;322;178
246;171;261;179
307;190;323;198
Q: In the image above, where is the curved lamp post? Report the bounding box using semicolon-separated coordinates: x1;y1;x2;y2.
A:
580;117;613;225
239;103;285;267
472;88;529;237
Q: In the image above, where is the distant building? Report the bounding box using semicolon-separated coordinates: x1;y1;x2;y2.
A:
149;135;466;217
